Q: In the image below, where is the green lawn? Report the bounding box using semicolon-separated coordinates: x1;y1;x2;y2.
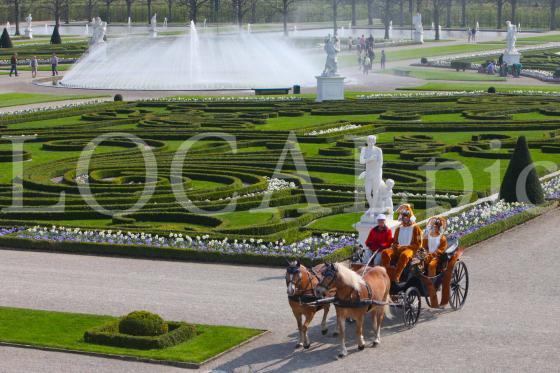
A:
400;82;560;92
387;67;507;81
0;306;262;364
0;92;104;108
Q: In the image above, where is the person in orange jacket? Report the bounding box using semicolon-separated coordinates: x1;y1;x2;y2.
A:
364;214;393;265
381;204;422;282
420;216;448;307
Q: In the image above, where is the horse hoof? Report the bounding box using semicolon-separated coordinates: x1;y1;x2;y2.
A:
358;345;365;351
372;342;379;348
321;329;328;335
295;343;303;349
303;344;311;349
332;332;339;337
337;353;347;359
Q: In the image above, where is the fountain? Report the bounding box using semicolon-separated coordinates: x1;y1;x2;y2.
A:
128;17;132;33
203;18;207;28
44;24;48;33
388;21;393;39
61;22;318;91
150;14;157;37
163;17;168;30
247;23;252;33
84;23;89;36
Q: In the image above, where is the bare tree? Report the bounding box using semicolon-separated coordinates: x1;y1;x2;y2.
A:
181;0;209;23
125;0;134;21
445;0;451;28
460;0;466;26
5;0;22;35
85;0;98;22
380;0;392;39
399;0;404;27
433;0;444;40
509;0;517;24
147;0;152;24
366;0;374;25
104;0;115;23
551;0;558;30
496;0;503;29
350;0;356;27
275;0;296;36
231;0;251;26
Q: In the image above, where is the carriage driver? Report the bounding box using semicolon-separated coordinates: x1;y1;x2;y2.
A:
364;214;393;266
381;204;422;282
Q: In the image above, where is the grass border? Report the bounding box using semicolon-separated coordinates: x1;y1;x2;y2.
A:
0;330;269;369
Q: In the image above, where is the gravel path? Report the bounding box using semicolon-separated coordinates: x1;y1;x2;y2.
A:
0;208;558;372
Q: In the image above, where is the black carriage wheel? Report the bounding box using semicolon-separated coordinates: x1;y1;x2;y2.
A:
450;260;469;310
402;287;421;328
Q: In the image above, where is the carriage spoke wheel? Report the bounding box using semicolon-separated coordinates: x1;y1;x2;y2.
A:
402;287;421;328
450;261;469;310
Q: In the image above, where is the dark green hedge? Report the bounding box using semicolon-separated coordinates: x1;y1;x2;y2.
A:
84;320;196;350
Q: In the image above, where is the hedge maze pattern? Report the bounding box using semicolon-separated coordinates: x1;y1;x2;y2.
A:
1;94;559;242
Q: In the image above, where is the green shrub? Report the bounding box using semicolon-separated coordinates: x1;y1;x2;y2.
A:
451;60;471;71
119;311;168;336
50;25;62;44
0;28;13;48
487;86;496;94
420;57;428;64
85;320;196;350
114;94;123;101
499;136;545;204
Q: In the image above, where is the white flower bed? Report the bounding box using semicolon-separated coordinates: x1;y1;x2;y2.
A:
0;100;106;117
142;96;302;103
357;91;485;99
305;124;361;136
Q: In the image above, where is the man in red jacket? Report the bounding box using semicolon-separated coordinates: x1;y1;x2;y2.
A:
364;214;393;266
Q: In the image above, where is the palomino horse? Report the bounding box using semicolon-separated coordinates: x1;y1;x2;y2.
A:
315;262;391;358
286;261;336;349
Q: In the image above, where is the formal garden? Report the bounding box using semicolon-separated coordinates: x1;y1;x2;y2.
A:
0;93;558;266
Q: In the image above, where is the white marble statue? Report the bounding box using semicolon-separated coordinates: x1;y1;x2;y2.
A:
150;13;158;37
506;20;517;53
359;135;383;216
90;17;107;46
388;20;393;39
375;179;394;216
25;14;33;39
413;13;424;43
321;34;340;77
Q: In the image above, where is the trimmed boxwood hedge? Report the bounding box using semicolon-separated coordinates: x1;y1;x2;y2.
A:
84;320;196;350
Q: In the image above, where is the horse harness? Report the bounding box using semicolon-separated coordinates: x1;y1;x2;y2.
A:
334;282;378;312
286;266;323;308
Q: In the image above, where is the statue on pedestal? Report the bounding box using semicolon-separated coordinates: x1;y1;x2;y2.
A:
412;13;424;43
359;135;384;217
90;17;107;46
150;13;158;37
25;14;33;39
321;34;340;77
505;20;518;54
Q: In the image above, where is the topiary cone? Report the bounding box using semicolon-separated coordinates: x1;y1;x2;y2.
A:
50;25;62;44
499;136;544;204
0;28;13;48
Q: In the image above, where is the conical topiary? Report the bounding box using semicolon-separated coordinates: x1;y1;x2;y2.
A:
50;25;62;44
0;28;13;48
499;136;544;204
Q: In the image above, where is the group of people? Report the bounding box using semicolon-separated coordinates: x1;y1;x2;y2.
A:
480;54;522;77
353;34;386;75
466;27;478;43
8;53;60;78
363;204;448;307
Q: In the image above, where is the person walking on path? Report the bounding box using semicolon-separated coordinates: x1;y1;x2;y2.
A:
380;50;387;69
30;56;38;78
9;53;18;77
50;53;59;76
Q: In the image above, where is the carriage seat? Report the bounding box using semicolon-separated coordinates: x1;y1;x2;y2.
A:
444;238;459;258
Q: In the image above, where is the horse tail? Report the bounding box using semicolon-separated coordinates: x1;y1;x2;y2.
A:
384;277;393;319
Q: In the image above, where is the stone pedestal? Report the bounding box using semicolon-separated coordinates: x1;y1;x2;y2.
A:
503;51;521;65
354;212;398;250
316;75;345;102
25;29;33;39
413;31;423;44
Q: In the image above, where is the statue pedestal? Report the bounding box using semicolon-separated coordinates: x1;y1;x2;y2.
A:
354;212;398;250
503;51;521;65
25;29;33;39
316;76;345;102
413;31;423;43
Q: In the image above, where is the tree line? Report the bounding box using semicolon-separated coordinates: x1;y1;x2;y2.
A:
2;0;559;38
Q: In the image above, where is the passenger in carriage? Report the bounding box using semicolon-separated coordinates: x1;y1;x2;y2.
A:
381;204;422;282
421;216;448;307
422;216;448;278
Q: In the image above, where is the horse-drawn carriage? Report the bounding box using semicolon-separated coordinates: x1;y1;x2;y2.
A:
369;238;470;328
285;239;469;357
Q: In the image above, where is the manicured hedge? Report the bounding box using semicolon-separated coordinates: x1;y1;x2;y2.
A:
84;320;196;350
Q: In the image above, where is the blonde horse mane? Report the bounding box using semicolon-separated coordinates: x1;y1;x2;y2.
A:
335;263;365;291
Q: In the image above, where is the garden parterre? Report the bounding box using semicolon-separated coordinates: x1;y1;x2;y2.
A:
0;94;559;262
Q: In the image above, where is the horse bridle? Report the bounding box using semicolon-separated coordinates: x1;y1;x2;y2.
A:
317;264;337;293
286;265;314;294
